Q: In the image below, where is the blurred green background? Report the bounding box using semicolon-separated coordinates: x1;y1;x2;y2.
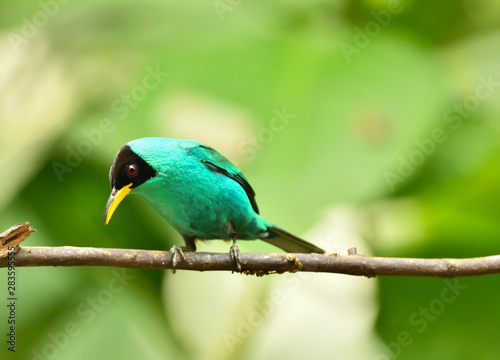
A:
1;0;500;359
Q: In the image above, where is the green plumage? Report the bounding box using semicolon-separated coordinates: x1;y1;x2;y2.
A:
110;137;324;254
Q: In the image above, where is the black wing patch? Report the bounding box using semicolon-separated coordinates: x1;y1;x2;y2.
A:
202;160;260;214
187;144;260;214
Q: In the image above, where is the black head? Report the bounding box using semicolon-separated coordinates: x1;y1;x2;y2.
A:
105;144;158;224
109;145;157;191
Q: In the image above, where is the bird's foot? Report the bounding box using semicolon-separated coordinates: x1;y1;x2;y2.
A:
229;242;242;273
170;245;188;274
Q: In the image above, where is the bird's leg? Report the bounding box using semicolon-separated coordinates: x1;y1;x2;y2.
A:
229;238;242;273
170;236;197;274
170;245;187;274
226;221;242;273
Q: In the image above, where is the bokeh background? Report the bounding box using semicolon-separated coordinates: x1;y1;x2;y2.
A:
1;0;500;359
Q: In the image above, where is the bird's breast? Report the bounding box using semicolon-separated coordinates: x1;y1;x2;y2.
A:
139;168;265;240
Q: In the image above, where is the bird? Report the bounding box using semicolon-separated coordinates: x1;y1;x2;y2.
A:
104;137;325;272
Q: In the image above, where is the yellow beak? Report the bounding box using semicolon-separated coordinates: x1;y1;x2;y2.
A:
104;183;133;225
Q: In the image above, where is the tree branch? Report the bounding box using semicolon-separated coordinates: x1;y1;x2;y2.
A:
2;223;500;278
2;246;500;278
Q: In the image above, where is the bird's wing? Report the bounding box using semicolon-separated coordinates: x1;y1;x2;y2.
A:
186;144;259;214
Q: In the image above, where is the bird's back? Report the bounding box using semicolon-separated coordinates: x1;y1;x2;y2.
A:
128;138;267;240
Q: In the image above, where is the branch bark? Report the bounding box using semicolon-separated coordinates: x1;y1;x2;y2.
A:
2;246;500;278
2;223;499;278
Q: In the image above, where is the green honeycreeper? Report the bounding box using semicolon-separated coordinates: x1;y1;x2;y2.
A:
104;137;325;271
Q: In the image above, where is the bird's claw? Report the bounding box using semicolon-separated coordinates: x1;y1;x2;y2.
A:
229;242;242;273
170;245;187;274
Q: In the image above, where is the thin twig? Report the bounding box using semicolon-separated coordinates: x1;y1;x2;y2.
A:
1;246;500;278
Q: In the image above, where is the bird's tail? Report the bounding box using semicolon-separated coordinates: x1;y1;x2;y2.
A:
261;225;325;254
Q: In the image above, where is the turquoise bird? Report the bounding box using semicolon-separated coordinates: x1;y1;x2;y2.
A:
104;138;325;271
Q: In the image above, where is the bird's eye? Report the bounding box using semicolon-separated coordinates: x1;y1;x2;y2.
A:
127;164;138;177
